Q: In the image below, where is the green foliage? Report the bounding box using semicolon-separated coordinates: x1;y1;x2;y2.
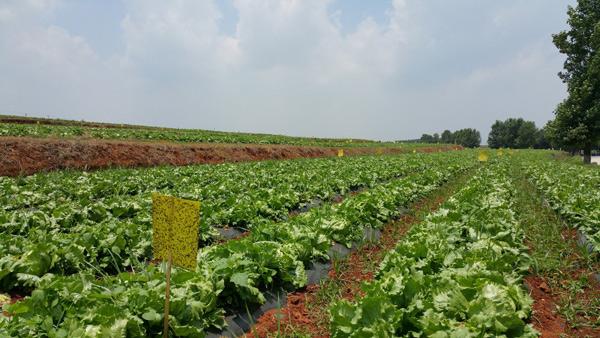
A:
549;0;600;159
420;133;441;143
521;152;600;253
534;128;550;149
420;128;481;148
0;154;452;291
452;128;481;148
420;133;438;143
511;152;600;330
0;151;477;336
441;130;454;144
0;121;432;149
330;161;537;337
488;118;545;149
1;265;226;337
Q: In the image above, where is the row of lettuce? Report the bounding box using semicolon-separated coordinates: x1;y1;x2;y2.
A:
0;153;458;291
0;153;476;336
521;155;600;253
330;160;537;337
0;121;414;147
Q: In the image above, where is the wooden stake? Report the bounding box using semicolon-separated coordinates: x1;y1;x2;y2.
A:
163;253;173;338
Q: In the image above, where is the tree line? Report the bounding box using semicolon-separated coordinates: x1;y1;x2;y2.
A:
415;114;596;153
487;118;549;149
418;128;481;148
416;0;599;163
547;0;599;163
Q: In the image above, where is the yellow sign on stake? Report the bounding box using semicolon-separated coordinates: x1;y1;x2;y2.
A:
338;149;344;157
478;151;489;162
152;193;200;338
152;193;200;270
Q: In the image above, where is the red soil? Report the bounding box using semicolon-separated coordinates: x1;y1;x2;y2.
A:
0;294;24;317
526;273;600;338
247;285;329;338
524;276;568;337
525;227;600;337
0;136;462;177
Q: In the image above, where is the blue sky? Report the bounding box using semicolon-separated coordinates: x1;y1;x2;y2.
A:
0;0;576;141
51;0;127;58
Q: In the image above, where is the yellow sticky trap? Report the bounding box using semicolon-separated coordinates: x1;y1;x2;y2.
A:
376;148;383;155
338;149;344;157
152;193;200;270
497;149;504;157
413;149;417;154
478;151;489;162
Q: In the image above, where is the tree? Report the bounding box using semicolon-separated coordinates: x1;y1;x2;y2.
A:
534;128;551;149
488;118;542;148
551;0;600;163
488;120;510;148
420;134;434;143
453;128;481;148
441;130;454;143
420;129;480;147
419;128;480;147
515;120;538;148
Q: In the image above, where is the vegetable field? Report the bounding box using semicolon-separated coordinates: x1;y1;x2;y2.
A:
522;156;600;253
1;149;598;337
331;161;535;336
0;120;431;148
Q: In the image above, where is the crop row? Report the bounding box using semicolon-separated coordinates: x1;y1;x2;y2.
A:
1;153;476;337
330;160;537;337
522;156;600;253
0;122;411;148
0;155;443;233
0;153;460;291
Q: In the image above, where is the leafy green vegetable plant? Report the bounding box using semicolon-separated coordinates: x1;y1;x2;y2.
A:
330;161;538;337
0;154;450;291
521;153;600;253
1;151;476;336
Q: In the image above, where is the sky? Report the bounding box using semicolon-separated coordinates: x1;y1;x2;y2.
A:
0;0;576;141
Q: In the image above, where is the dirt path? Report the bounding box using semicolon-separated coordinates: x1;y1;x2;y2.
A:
523;228;600;338
244;171;472;338
0;136;461;177
512;168;600;338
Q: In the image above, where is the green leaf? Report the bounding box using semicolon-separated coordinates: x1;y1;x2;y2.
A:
142;309;162;323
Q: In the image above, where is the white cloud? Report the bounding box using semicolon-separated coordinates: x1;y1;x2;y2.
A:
386;39;566;140
0;0;572;140
0;0;59;24
0;1;134;122
103;0;415;136
121;0;240;74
